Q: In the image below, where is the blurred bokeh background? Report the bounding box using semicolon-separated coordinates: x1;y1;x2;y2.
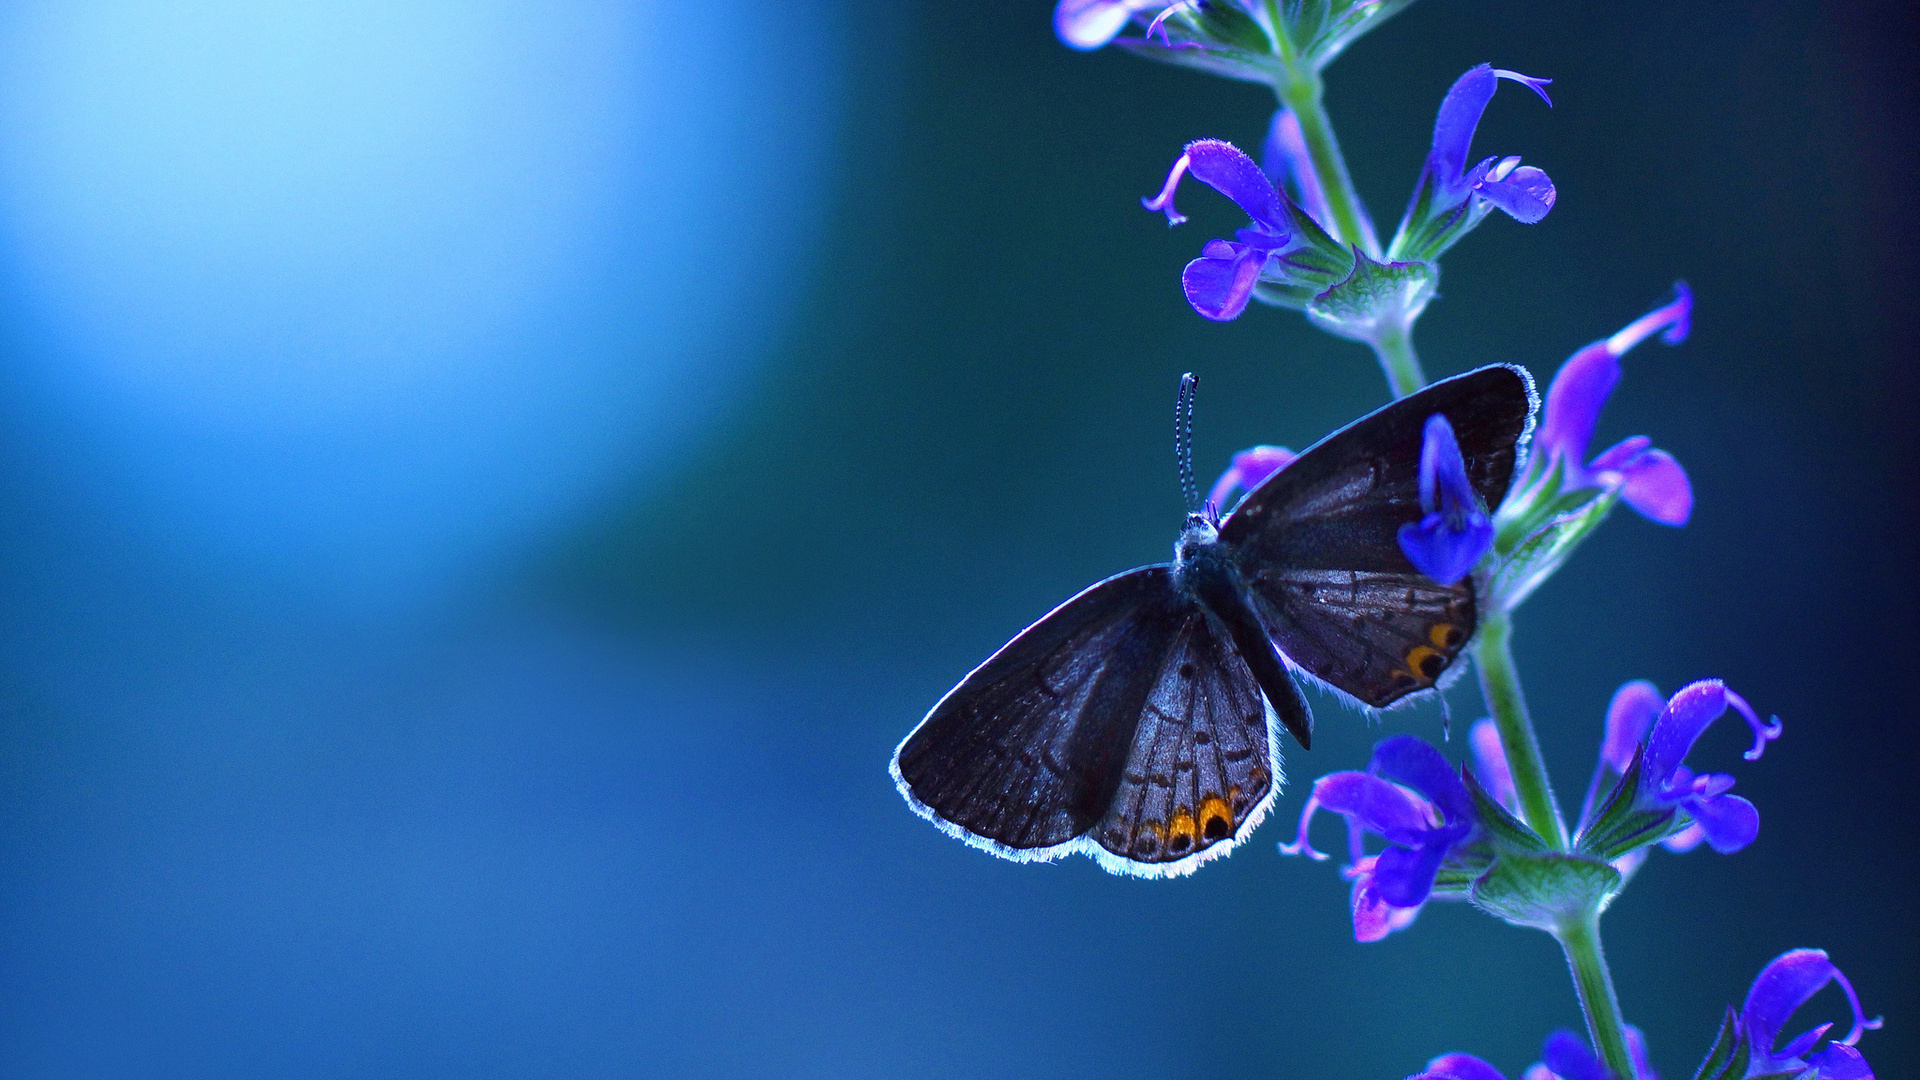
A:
0;0;1913;1076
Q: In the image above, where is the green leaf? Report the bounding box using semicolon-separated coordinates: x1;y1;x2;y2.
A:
1304;250;1436;342
1575;748;1683;862
1460;767;1550;854
1688;1006;1750;1080
1112;39;1279;85
1470;852;1621;931
1484;481;1621;609
1288;0;1421;71
1185;1;1275;54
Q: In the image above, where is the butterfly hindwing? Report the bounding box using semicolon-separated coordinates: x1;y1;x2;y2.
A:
891;567;1190;856
1088;606;1278;876
1220;365;1535;708
1243;568;1476;706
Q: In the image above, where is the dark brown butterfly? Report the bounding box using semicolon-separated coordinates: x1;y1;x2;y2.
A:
891;365;1536;877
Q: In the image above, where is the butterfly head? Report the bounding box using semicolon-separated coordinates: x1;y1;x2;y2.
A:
1174;512;1221;564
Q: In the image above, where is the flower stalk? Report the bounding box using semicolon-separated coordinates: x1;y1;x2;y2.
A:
1271;64;1375;259
1470;610;1568;848
1557;914;1636;1080
1368;317;1426;398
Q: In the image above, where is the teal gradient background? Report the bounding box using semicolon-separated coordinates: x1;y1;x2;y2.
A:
1;1;1914;1077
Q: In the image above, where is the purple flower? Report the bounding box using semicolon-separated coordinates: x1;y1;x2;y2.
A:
1206;444;1295;514
1411;1054;1512;1080
1533;284;1695;525
1053;0;1166;51
1468;719;1518;813
1279;736;1478;941
1408;1028;1657;1080
1742;950;1882;1078
1143;140;1346;319
1398;414;1496;585
1635;680;1777;853
1391;65;1556;262
1522;1029;1658;1080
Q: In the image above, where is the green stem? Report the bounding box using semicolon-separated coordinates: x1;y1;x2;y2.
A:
1470;609;1568;848
1558;915;1636;1079
1369;318;1427;398
1264;18;1377;260
1275;80;1375;257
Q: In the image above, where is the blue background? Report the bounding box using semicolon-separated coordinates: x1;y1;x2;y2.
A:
1;1;1913;1077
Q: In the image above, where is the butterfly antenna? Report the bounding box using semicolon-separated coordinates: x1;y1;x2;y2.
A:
1175;373;1201;514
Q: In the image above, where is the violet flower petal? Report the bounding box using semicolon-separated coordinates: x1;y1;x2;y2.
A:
1626;1025;1656;1080
1054;0;1159;50
1539;1030;1610;1080
1180;139;1289;233
1372;835;1451;908
1606;446;1693;526
1531;284;1695;514
1535;343;1618;470
1307;771;1436;846
1428;66;1554;204
1607;281;1693;352
1371;733;1474;825
1469;719;1518;812
1349;865;1396;942
1399;414;1494;585
1643;680;1732;786
1400;512;1493;586
1602;680;1666;774
1687;792;1758;853
1349;857;1421;942
1743;949;1883;1073
1803;1043;1875;1080
1181;245;1264;321
1474;159;1556;224
1416;1054;1511;1080
1659;821;1706;853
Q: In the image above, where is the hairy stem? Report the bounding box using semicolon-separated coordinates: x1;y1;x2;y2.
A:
1470;609;1568;848
1369;318;1427;398
1263;17;1378;260
1274;79;1375;258
1558;915;1636;1079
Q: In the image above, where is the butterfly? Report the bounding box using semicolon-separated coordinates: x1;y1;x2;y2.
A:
890;364;1537;877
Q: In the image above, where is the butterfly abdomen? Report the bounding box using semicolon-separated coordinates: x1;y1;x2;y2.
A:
1174;522;1315;750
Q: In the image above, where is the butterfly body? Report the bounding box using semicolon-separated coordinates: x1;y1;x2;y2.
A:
893;365;1536;878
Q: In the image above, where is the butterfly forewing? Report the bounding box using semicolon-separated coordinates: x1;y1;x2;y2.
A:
1090;608;1277;873
1220;365;1534;707
893;567;1190;854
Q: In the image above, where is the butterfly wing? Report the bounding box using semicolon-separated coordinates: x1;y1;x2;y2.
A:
892;565;1279;876
892;566;1191;857
1086;604;1279;877
1219;364;1535;708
